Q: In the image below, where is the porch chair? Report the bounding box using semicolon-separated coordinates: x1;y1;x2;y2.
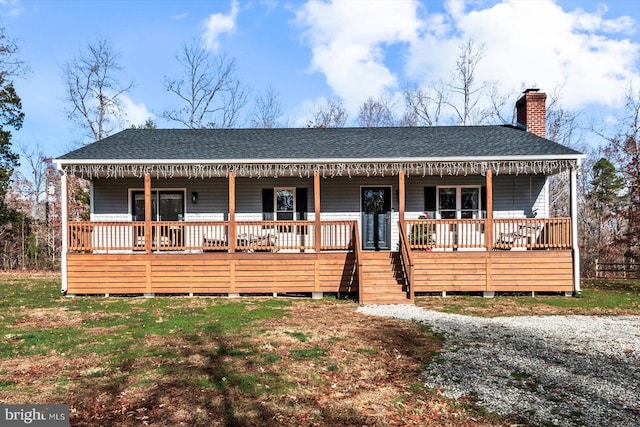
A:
237;233;278;252
495;222;544;250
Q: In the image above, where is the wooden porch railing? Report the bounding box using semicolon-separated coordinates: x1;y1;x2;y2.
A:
404;217;572;251
493;218;572;250
68;220;354;253
398;219;414;301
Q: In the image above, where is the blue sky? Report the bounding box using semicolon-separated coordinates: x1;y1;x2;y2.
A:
3;0;640;161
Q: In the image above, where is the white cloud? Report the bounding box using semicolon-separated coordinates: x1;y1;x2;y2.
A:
202;0;239;52
297;0;640;113
0;0;23;17
408;0;640;110
121;95;155;127
295;0;421;110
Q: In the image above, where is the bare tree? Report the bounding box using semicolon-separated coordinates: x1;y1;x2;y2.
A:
163;41;248;129
18;144;48;221
307;97;348;128
63;38;132;143
357;96;396;127
0;27;29;80
598;85;640;261
486;85;518;125
250;86;284;128
546;87;586;214
403;40;495;127
402;82;447;126
446;39;493;125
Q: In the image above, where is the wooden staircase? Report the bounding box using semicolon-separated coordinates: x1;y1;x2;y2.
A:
359;251;412;304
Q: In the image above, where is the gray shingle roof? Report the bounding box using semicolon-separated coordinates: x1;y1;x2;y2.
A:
57;126;582;162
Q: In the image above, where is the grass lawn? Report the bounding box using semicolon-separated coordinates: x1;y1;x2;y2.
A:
0;273;518;426
415;279;640;316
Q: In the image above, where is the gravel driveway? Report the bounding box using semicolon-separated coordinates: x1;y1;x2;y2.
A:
358;305;640;427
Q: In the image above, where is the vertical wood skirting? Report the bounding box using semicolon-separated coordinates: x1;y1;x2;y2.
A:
398;170;405;221
144;173;152;254
314;171;321;252
485;170;494;251
60;172;69;293
229;171;236;253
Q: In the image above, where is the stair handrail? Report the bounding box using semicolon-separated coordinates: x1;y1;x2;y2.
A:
351;220;364;304
398;219;415;302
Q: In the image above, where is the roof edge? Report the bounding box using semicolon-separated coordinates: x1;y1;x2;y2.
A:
54;154;585;167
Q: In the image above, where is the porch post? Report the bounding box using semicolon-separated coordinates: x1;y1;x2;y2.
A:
228;171;236;252
398;170;405;220
314;171;321;252
144;173;152;254
485;170;494;251
60;172;68;294
570;166;581;293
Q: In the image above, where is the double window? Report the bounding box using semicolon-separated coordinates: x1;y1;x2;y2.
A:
262;187;308;221
425;186;483;219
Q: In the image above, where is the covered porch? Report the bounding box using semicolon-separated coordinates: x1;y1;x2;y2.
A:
60;164;580;303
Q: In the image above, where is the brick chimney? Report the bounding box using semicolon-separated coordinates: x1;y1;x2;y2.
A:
516;88;547;138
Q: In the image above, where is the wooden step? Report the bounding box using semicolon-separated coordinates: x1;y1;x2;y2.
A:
360;294;412;304
359;251;411;304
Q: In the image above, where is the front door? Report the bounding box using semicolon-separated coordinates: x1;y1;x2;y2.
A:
361;187;391;250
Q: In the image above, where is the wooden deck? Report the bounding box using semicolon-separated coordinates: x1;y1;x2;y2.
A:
67;252;358;295
63;218;576;300
412;250;574;293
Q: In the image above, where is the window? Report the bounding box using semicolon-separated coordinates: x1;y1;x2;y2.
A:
460;187;479;219
263;188;308;221
430;186;482;219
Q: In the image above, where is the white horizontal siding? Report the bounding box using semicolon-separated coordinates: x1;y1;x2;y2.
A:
89;173;550;253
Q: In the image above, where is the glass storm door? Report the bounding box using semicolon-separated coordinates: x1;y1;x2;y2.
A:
132;191;184;221
361;187;391;250
132;192;157;221
275;188;295;221
158;192;184;221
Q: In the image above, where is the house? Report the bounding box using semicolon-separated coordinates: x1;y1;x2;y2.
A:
54;89;583;304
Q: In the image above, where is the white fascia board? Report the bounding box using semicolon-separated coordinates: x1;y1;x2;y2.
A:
54;153;585;166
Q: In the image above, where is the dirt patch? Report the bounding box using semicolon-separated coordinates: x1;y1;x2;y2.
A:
10;307;84;329
0;354;74;403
